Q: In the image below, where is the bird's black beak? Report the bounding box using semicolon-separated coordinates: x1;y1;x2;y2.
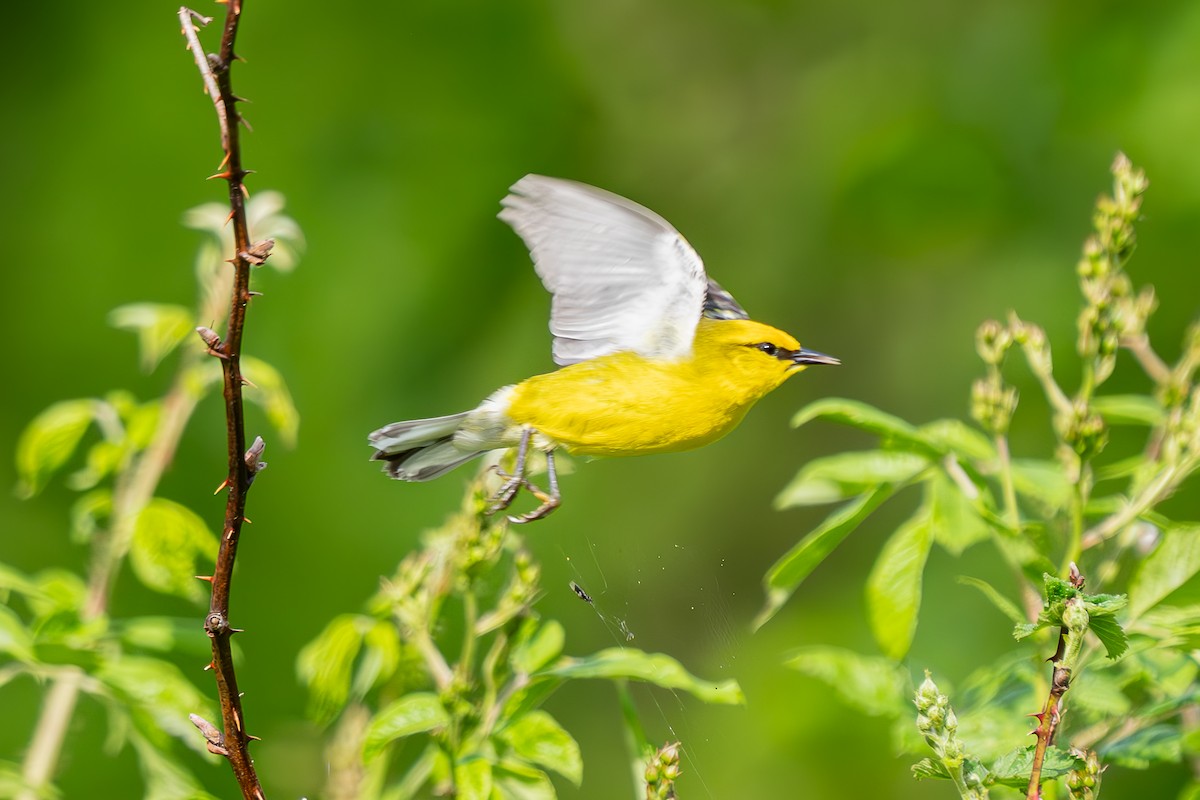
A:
792;348;840;367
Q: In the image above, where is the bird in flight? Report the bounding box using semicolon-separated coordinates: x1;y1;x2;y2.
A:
370;175;838;522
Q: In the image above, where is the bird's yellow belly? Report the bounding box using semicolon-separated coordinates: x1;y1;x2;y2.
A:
505;354;753;457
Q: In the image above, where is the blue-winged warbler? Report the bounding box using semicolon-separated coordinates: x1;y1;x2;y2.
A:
370;175;838;522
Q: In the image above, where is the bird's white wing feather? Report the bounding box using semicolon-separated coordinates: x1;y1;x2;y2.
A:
498;175;708;366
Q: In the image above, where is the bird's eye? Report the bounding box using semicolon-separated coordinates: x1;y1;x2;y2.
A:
756;342;778;356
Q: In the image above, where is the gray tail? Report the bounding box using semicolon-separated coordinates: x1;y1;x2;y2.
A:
368;412;487;482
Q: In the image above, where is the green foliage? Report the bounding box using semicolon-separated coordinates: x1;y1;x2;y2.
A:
299;469;743;798
770;155;1200;797
5;195;302;799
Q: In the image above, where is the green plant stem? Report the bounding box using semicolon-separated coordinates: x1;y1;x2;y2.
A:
1062;482;1086;576
18;670;84;800
1080;460;1186;549
19;365;204;800
1124;333;1171;386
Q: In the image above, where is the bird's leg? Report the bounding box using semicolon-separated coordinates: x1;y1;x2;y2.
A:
507;448;561;524
487;428;532;514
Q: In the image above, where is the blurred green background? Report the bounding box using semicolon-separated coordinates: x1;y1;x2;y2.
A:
3;0;1199;797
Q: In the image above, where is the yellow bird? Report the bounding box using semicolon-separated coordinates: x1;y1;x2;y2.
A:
370;175;838;522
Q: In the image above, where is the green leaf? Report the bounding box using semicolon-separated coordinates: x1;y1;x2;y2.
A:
454;756;493;800
1009;459;1071;513
298;614;366;724
241;355;300;447
352;619;401;698
1129;524;1200;618
129;498;219;602
1091;394;1164;426
127;727;219;800
96;654;216;755
70;489;112;544
915;419;996;461
0;605;35;663
1089;614;1129;659
792;398;938;455
866;512;932;660
759;485;894;628
1070;667;1131;722
510;619;565;675
363;693;450;761
989;745;1083;787
0;564;43;601
910;757;951;781
925;470;992;556
109;303;194;373
15;399;99;497
1103;724;1182;769
542;649;743;705
118;617;213;658
776;451;928;508
784;646;908;717
494;760;557;800
497;710;582;786
956;576;1026;625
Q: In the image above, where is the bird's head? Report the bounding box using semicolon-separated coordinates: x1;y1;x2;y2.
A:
695;318;839;399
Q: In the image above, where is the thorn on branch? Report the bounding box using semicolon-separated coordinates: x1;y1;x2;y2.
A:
196;326;227;358
196;574;214;583
244;436;267;482
241;238;275;265
189;713;229;757
214;478;230;494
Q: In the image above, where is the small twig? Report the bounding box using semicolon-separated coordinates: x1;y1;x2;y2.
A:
180;3;265;798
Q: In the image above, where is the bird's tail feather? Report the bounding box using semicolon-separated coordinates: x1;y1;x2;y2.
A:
369;412;487;482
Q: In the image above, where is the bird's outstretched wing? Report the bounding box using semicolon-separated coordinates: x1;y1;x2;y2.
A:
499;175;709;366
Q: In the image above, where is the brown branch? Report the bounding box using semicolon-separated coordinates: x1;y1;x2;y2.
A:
180;3;266;798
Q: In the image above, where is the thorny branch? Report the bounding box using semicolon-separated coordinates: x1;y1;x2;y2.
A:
1026;564;1086;800
180;2;271;798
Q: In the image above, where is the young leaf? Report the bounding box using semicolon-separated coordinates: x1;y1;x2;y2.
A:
297;614;366;724
0;605;35;663
759;485;895;628
776;450;928;508
1091;394;1164;426
915;419;996;461
454;756;494;800
784;646;909;718
362;693;450;761
241;355;300;447
542;649;744;705
792;398;939;456
129;498;219;601
866;512;932;660
494;760;557;800
988;745;1083;787
351;618;401;698
96;654;217;755
497;710;583;786
15;399;99;498
926;471;991;556
1129;523;1200;618
955;575;1026;625
510;619;565;675
1009;459;1071;513
1102;724;1182;769
108;303;194;373
127;727;220;800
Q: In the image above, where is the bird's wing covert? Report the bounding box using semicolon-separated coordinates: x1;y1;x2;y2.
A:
499;174;708;366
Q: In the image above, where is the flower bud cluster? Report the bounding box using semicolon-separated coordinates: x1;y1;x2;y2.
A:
1066;749;1103;799
645;741;682;799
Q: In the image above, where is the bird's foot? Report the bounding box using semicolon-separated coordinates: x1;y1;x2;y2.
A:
485;466;525;514
506;479;561;524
